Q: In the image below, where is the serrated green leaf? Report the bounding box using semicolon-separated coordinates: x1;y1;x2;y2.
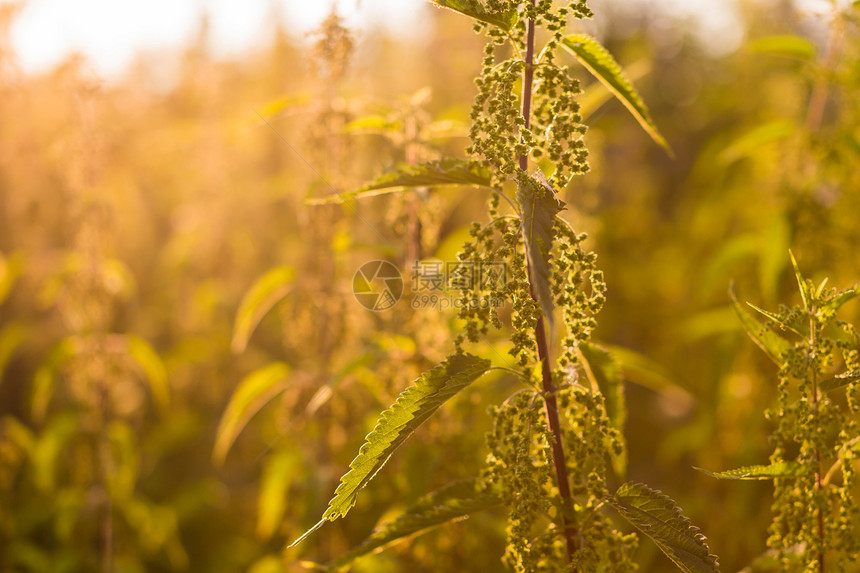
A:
291;353;491;546
820;371;860;392
231;266;295;354
579;59;651;120
610;482;720;573
694;461;806;480
820;285;859;318
212;362;290;466
748;35;817;60
326;480;502;570
578;342;627;476
307;159;491;205
719;121;796;164
429;0;518;31
517;171;563;332
730;285;791;366
561;34;672;155
127;336;170;413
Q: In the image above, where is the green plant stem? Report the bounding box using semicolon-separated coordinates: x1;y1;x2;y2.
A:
518;2;579;565
809;310;825;573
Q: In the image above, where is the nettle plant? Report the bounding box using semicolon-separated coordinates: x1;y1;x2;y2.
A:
290;1;718;572
702;256;860;573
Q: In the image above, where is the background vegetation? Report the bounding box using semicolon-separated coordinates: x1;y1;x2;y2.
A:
0;1;858;571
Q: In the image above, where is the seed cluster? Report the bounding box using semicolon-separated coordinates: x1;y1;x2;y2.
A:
763;284;860;571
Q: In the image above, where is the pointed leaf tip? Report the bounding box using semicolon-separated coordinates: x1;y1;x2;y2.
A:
561;34;673;156
294;354;491;546
611;482;720;573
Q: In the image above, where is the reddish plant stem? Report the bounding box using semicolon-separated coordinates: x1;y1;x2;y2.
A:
519;3;580;564
809;312;825;573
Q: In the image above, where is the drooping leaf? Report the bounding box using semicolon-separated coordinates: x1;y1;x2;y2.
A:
291;353;491;546
820;371;860;392
257;450;302;540
610;482;720;573
561;34;672;155
694;461;806;480
748;35;817;60
729;285;791;366
127;336;170;413
578;59;651;120
31;338;76;423
212;362;291;466
517;171;563;332
578;342;627;476
326;480;502;570
307;159;491;205
231;266;295;354
719;121;796;164
429;0;518;31
0;322;27;387
256;93;312;120
0;250;24;305
343;115;402;136
603;344;694;404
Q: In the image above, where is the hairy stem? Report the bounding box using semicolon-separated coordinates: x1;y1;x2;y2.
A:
809;310;825;573
519;2;579;564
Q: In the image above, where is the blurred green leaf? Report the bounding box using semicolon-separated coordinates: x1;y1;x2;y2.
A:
730;285;791;366
610;482;720;573
327;479;502;570
0;322;27;386
32;414;78;493
719;121;796;164
561;34;672;155
291;353;491;546
748;35;817;60
232;266;295;354
127;336;170;413
31;339;76;423
0;250;23;305
344;115;402;135
578;342;627;476
257;449;301;539
212;362;291;466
